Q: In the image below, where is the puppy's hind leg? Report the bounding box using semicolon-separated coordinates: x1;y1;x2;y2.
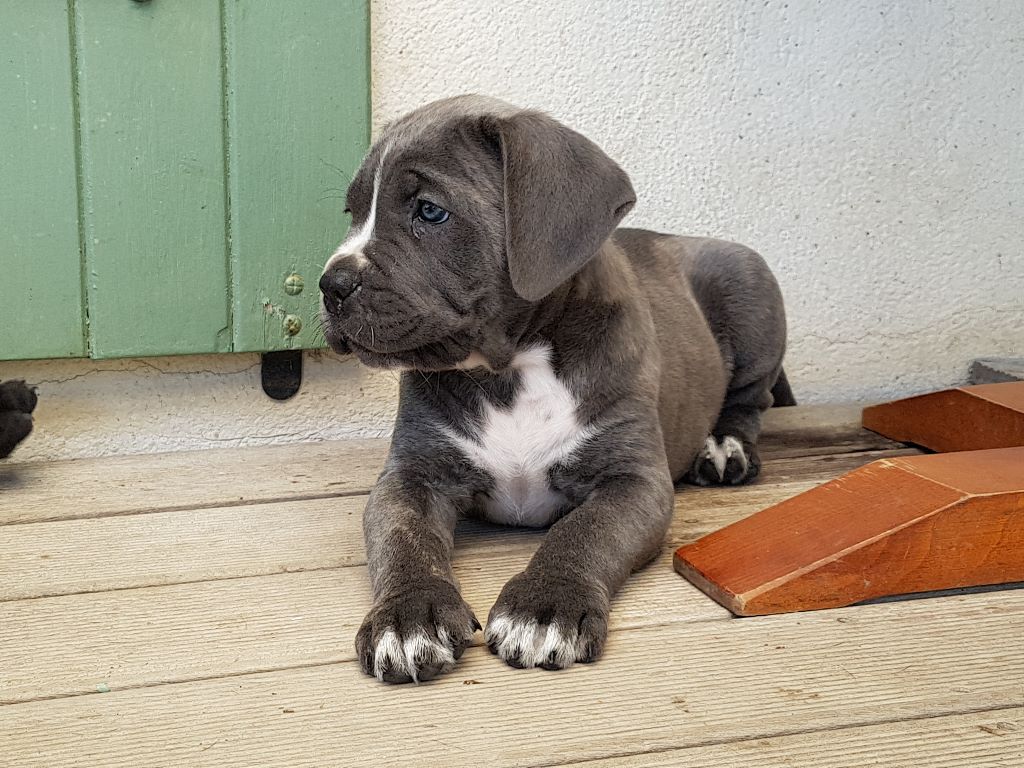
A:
683;243;789;486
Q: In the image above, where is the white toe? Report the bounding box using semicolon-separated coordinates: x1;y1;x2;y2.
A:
373;627;456;683
535;622;579;669
721;435;749;478
487;614;582;668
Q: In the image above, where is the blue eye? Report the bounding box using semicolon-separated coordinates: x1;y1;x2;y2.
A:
416;200;449;224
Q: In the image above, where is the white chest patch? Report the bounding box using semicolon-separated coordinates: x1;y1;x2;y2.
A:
446;346;592;527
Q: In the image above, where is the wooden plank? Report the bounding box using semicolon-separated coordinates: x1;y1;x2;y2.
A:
0;3;86;360
0;429;911;526
0;549;723;705
1;591;1020;767
0;437;390;525
0;496;537;601
74;0;230;358
0;496;367;600
0;448;914;599
675;448;1024;615
573;709;1024;767
758;403;904;456
862;382;1024;452
225;0;369;352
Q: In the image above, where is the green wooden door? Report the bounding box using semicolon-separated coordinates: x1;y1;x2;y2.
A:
1;3;87;360
0;0;368;361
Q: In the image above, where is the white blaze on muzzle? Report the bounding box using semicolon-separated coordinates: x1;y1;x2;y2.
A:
322;142;392;276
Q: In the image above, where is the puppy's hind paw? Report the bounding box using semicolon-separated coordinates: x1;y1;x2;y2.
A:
684;435;760;486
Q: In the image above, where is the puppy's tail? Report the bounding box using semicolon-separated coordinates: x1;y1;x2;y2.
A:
770;368;796;408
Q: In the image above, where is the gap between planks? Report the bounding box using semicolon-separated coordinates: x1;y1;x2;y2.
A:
555;707;1024;768
0;550;725;705
0;448;917;602
0;591;1021;767
2;446;915;705
0;404;903;526
2;406;1016;767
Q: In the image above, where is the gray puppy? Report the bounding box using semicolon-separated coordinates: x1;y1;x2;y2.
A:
319;95;791;684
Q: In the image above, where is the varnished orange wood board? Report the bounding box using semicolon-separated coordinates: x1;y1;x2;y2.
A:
674;447;1024;616
861;381;1024;451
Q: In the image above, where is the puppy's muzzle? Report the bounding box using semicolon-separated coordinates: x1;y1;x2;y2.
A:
320;259;362;315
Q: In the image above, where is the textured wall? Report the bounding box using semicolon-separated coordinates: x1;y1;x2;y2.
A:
374;0;1023;404
3;0;1021;461
0;353;399;463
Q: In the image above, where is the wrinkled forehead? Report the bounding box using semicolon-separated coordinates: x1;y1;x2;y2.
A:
349;95;518;200
382;94;517;146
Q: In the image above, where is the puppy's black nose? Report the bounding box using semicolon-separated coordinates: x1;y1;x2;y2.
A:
319;265;361;312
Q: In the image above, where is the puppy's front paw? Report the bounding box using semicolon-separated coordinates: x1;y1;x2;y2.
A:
486;570;609;671
356;579;479;684
0;381;37;460
0;380;37;414
685;435;760;486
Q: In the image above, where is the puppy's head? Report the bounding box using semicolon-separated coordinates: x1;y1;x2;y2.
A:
319;95;635;370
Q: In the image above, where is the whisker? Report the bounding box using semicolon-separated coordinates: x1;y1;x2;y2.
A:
319;157;353;185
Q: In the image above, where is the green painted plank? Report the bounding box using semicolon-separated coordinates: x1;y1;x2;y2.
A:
0;3;86;361
74;0;230;359
225;0;369;352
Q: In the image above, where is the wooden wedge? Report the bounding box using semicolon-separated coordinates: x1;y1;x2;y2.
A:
674;447;1024;616
861;381;1024;452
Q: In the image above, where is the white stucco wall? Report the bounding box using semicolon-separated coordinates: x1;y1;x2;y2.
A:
374;0;1023;399
0;352;400;463
2;0;1021;461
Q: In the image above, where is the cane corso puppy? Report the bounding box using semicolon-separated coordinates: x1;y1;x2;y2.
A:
319;95;791;683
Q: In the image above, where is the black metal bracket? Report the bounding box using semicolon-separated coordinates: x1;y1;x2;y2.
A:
261;350;303;400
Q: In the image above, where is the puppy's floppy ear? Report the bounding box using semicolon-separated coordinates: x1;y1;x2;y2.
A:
484;110;636;302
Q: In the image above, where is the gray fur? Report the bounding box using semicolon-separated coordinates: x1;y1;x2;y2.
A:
320;95;790;683
0;380;36;459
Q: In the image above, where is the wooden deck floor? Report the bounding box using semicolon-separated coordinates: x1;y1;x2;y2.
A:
1;406;1021;767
